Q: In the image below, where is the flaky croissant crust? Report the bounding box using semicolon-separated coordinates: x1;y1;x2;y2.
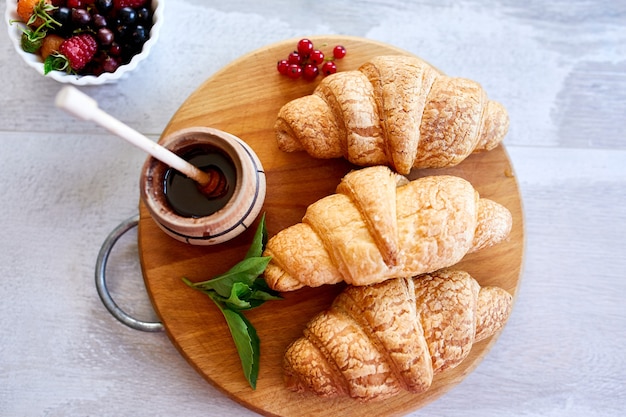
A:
283;269;513;401
263;166;512;292
275;55;509;175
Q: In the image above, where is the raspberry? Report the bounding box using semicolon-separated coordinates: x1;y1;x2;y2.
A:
20;31;45;53
17;0;154;76
39;34;64;59
17;0;57;28
17;0;47;26
59;33;98;71
114;0;147;9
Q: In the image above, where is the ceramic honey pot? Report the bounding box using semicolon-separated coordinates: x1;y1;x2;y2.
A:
140;126;266;245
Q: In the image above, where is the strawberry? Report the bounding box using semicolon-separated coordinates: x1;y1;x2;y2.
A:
44;33;97;73
113;0;147;9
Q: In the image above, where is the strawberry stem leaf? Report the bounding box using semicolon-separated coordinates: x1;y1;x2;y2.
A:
44;53;70;74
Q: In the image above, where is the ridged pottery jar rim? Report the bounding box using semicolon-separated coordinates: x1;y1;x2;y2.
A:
140;127;266;245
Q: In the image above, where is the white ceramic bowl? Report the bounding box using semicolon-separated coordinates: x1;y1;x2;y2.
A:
5;0;164;85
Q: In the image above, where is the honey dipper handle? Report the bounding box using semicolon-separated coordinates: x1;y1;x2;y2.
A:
54;86;211;185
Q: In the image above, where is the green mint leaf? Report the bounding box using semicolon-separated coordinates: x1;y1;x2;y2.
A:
220;308;260;389
228;286;282;310
246;291;283;309
250;277;282;299
245;213;267;259
246;299;267;309
251;276;277;293
181;213;278;389
250;289;283;302
224;282;253;310
192;256;271;298
245;279;282;308
227;255;271;277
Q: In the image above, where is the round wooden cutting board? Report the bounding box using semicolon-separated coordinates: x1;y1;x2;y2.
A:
138;36;524;417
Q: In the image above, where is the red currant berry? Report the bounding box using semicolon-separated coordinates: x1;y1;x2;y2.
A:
309;49;325;65
333;45;347;59
109;42;121;56
287;64;302;79
302;63;319;81
277;59;290;75
297;38;314;58
287;52;302;65
321;61;337;76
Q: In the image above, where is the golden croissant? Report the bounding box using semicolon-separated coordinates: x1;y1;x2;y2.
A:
275;55;509;175
262;166;512;292
283;269;513;401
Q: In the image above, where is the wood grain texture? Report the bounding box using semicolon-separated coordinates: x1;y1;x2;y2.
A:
3;0;624;416
137;36;524;416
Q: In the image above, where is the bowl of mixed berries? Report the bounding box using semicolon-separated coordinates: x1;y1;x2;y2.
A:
6;0;163;85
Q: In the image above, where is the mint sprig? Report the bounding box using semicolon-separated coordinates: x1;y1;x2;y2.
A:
182;213;281;389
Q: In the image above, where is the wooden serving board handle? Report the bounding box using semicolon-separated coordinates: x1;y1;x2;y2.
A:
138;36;524;417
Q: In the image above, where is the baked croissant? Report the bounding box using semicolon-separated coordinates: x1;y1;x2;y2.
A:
263;166;512;292
275;55;509;175
283;269;513;401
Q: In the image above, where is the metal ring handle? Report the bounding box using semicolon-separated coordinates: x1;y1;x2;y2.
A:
95;215;164;332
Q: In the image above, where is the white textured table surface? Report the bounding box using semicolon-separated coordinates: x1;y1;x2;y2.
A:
1;1;625;416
